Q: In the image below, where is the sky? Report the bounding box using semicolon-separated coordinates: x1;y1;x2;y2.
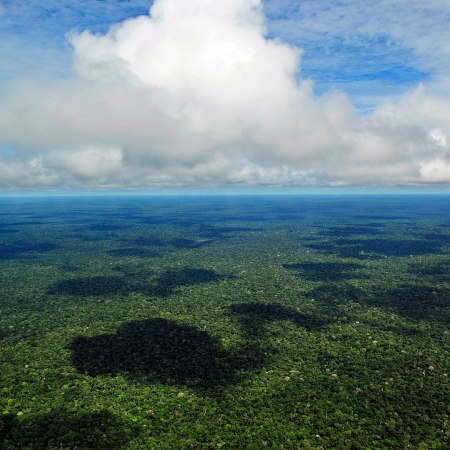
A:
0;0;450;192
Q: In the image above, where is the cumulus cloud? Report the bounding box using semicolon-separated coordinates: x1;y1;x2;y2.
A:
0;0;450;189
47;145;123;180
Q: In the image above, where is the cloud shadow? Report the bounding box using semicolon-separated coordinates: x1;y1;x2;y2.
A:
307;237;445;258
0;241;61;261
70;318;250;388
0;409;136;450
48;268;232;299
69;302;325;390
368;285;450;325
229;302;326;340
283;262;364;281
108;248;162;258
408;261;450;282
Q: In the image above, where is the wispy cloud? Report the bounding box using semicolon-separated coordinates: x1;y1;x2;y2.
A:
266;0;450;107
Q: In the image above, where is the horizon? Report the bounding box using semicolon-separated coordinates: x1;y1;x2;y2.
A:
2;188;450;198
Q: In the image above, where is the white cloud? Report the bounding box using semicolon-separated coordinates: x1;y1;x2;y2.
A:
430;129;448;148
47;146;123;179
0;0;450;189
420;159;450;183
0;157;59;188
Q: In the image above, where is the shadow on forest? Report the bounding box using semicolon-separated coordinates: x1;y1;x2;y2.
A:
210;214;270;223
48;275;126;297
124;237;166;246
307;283;364;304
0;222;20;233
48;268;230;298
319;225;385;237
71;234;116;242
230;303;326;336
70;303;323;389
0;220;44;227
196;225;261;239
368;285;450;325
283;262;364;281
108;248;162;258
122;227;258;247
354;215;411;221
85;222;128;232
121;236;212;250
308;282;450;325
307;237;445;258
0;241;60;261
408;261;450;282
0;409;136;449
70;318;243;387
170;238;212;249
414;232;450;244
73;220;259;246
144;268;229;297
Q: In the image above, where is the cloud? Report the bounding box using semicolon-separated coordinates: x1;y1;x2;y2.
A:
47;146;123;180
0;0;450;190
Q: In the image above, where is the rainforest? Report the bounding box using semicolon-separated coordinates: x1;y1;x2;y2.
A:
0;195;449;449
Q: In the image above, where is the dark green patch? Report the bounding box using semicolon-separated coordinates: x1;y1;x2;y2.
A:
283;262;364;281
308;237;445;258
1;410;137;449
108;248;162;258
48;268;230;299
70;318;245;387
0;241;60;260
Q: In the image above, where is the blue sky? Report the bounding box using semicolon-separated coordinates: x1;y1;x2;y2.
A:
265;1;430;110
0;0;450;191
0;1;151;81
0;0;440;110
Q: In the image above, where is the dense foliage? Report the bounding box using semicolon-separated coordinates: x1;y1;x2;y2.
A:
0;195;449;449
